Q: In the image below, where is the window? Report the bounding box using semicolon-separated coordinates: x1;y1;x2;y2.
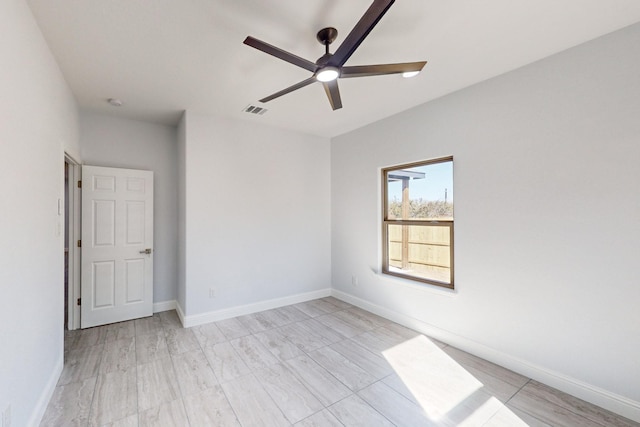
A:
382;157;454;288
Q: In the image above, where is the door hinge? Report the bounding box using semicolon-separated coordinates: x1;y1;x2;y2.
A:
77;298;81;306
77;180;82;188
77;240;81;248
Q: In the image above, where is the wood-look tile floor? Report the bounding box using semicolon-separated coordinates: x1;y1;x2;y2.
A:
41;297;639;427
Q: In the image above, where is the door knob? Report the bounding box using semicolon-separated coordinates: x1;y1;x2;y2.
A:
139;248;152;255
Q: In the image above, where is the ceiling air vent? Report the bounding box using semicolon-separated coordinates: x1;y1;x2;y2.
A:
242;104;268;115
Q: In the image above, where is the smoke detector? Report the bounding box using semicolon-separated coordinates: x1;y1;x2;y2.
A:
107;98;123;107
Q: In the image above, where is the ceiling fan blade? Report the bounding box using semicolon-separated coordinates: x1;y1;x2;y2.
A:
323;80;343;110
341;61;427;78
244;36;317;73
328;0;395;67
259;77;317;103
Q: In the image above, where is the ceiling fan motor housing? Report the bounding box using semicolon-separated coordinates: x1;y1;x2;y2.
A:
316;53;332;67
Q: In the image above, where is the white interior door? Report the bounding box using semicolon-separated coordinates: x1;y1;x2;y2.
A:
81;165;154;328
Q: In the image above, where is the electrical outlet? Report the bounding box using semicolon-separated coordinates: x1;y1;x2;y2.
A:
209;288;217;298
351;275;359;287
2;404;11;427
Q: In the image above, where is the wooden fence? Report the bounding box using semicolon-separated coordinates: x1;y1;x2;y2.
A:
388;224;451;283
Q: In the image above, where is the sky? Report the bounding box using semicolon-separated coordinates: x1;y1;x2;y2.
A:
387;160;453;203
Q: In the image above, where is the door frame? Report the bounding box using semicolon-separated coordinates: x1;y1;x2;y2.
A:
65;153;81;330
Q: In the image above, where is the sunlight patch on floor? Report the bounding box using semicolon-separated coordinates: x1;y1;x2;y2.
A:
382;335;528;425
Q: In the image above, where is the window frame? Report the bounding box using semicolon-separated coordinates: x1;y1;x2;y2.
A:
381;156;454;289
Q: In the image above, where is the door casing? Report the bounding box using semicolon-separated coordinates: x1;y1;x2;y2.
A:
65;154;81;330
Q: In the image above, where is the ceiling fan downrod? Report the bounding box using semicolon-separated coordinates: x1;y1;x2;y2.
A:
316;27;338;55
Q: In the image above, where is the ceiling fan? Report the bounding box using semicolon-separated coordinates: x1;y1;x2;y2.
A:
243;0;426;110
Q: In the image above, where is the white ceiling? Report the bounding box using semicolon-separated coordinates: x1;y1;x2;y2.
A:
27;0;640;138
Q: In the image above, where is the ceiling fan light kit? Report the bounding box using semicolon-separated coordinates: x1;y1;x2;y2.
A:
316;67;340;82
243;0;426;110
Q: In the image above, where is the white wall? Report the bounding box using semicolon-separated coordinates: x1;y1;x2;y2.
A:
79;111;178;304
0;0;79;425
331;23;640;418
182;112;331;319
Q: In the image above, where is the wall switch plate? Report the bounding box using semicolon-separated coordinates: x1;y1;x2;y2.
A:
351;275;359;287
209;288;217;298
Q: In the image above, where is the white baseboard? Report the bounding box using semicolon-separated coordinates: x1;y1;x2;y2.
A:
182;288;332;328
153;300;177;313
331;289;640;423
28;352;63;427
